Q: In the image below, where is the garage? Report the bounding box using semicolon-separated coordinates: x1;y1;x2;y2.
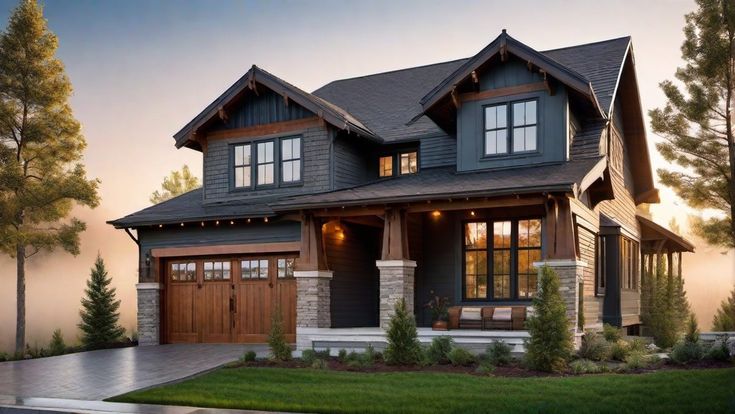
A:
163;254;297;344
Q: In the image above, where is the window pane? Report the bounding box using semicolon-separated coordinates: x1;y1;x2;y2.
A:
526;101;537;123
258;142;273;163
493;221;511;248
485;106;496;130
400;152;418;174
186;262;196;281
259;259;269;279
497;104;507;128
485;130;497;155
258;164;274;185
292;160;301;181
278;259;286;278
223;261;231;280
204;261;213;280
251;260;259;279
525;126;537;151
235;145;243;166
464;222;487;249
513;102;525;127
241;260;251;280
379;156;393;177
465;251;487;299
282;161;293;182
513;127;526;152
494;274;510;299
282;139;292;160
496;130;507;154
293;138;300;159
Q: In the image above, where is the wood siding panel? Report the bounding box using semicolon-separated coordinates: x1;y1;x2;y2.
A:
212;88;313;131
420;134;456;168
333;133;374;189
166;283;198;343
200;281;231;343
578;225;602;327
326;222;381;328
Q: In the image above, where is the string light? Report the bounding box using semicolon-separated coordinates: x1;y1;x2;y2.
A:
215;220;220;226
180;223;184;227
470;211;476;217
264;217;269;223
230;220;234;225
431;210;441;218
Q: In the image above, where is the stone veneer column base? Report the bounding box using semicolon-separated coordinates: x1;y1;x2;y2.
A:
294;270;332;350
376;260;417;329
136;283;162;346
533;260;587;337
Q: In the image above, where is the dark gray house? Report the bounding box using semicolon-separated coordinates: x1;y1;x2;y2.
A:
110;31;692;351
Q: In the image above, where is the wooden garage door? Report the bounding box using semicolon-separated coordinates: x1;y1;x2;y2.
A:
164;255;296;344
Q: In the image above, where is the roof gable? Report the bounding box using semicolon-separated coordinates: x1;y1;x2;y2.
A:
173;65;379;150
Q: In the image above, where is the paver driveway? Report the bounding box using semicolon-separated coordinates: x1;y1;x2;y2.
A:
0;344;260;400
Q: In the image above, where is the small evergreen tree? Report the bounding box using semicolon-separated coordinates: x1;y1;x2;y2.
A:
684;313;700;344
524;266;573;372
48;329;66;356
384;298;422;365
267;306;291;361
78;255;124;349
712;285;735;331
643;256;691;348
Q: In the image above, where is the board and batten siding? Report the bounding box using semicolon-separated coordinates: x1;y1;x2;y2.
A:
420;133;456;169
211;88;313;131
457;58;569;172
203;125;332;202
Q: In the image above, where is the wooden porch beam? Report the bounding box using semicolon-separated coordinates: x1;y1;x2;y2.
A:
405;196;544;213
295;213;328;271
381;208;409;261
545;195;577;260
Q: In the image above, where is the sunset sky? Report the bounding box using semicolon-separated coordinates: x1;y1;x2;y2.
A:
1;0;733;352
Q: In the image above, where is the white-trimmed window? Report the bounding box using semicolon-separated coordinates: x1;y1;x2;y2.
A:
280;137;301;184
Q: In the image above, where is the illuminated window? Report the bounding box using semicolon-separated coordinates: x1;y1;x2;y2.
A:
379;156;393;177
399;151;418;175
203;261;231;281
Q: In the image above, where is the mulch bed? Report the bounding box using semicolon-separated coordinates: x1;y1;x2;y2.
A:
227;357;733;377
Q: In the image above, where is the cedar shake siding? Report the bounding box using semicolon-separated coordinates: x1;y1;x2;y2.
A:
419;133;456;169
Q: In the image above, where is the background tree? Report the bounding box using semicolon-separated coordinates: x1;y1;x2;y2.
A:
641;255;691;348
0;0;99;354
712;284;735;330
149;164;200;204
79;255;124;349
649;0;735;248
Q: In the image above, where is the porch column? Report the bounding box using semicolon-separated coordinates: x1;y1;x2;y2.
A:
294;213;332;350
136;282;162;346
377;208;416;328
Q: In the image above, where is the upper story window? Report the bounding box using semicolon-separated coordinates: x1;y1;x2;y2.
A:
484;104;508;155
256;141;274;186
512;100;537;152
233;144;252;188
379;155;393;177
400;151;418;175
483;99;538;156
280;137;301;184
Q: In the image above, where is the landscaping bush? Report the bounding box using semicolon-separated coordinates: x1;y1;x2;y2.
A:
447;347;475;367
609;340;630;362
0;352;8;362
684;314;700;343
242;350;257;362
624;350;653;370
524;266;573;372
48;329;66;356
627;337;649;353
602;324;622;342
267;306;292;361
311;359;328;370
485;341;512;366
578;331;611;361
705;339;732;362
670;341;703;365
337;349;348;363
569;359;601;374
384;298;422;365
301;349;318;365
475;360;495;375
426;336;454;365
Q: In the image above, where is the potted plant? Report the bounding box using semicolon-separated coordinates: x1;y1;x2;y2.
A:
425;296;450;330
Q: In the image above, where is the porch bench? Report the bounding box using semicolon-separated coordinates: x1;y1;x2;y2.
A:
448;305;528;330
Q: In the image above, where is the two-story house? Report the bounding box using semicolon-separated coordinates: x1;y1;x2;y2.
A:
110;31;693;350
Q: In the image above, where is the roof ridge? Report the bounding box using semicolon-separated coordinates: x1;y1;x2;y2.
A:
312;57;468;91
541;35;631;53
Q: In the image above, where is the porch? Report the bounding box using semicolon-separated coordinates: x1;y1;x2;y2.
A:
296;327;531;354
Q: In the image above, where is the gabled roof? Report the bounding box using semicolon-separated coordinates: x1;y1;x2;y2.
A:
419;30;604;118
173;65;379;150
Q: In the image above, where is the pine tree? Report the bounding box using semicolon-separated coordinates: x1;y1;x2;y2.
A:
712;284;735;331
649;0;735;248
78;255;124;349
48;329;66;356
150;165;200;204
384;298;422;365
0;0;100;354
524;266;573;373
644;255;691;348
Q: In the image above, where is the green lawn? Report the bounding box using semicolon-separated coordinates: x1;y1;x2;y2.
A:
110;367;735;414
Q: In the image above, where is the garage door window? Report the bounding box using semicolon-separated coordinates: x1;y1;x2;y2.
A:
204;261;231;280
171;262;196;281
242;259;269;279
278;258;295;278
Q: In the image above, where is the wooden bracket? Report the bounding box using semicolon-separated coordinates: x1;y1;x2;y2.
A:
381;208;410;260
217;107;229;122
471;70;479;91
451;87;461;109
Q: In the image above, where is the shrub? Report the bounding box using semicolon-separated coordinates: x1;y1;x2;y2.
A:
705;339;732;362
684;314;700;343
485;341;512;366
627;338;649;354
569;359;601;374
311;359;328;370
609;340;630;362
337;349;348;363
602;324;622;342
524;266;573;372
242;350;257;362
475;360;495;376
384;298;422;365
48;329;66;356
578;331;611;361
0;352;7;362
624;350;652;370
267;306;292;361
670;340;703;365
426;336;454;365
447;347;475;367
301;349;318;365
